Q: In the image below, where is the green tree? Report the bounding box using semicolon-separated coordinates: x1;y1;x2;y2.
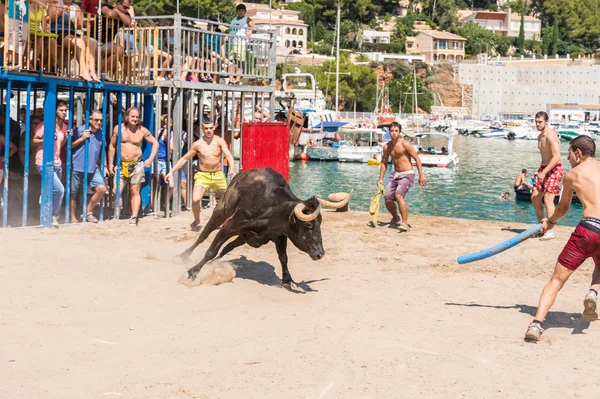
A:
551;18;559;56
517;5;525;53
306;56;377;111
495;36;514;57
345;22;366;51
133;0;235;20
420;0;458;31
387;74;434;113
531;0;599;54
392;9;416;53
456;22;497;56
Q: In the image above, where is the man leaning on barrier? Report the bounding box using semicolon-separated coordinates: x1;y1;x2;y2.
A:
69;110;108;223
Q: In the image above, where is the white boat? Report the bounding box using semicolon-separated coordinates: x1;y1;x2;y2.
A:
504;126;530;140
305;132;341;161
411;132;459;168
558;127;595;142
337;127;385;163
473;128;508;139
306;146;339;161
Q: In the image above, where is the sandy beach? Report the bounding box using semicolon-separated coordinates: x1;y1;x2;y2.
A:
1;209;599;398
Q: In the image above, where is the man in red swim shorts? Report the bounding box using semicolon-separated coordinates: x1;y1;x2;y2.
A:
525;136;600;343
532;111;563;241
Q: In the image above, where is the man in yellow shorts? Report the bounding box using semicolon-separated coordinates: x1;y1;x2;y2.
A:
166;121;235;231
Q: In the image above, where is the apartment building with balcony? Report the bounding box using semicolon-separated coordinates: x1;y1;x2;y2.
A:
242;2;308;55
406;30;466;64
458;9;541;40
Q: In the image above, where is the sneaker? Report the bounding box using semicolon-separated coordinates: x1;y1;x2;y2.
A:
128;217;138;227
539;229;556;241
399;223;409;232
524;322;544;342
583;290;598;322
52;216;60;229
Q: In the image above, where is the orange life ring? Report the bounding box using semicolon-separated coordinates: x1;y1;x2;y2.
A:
307;138;317;148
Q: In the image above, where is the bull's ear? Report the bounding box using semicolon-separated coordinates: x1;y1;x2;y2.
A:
304;196;320;211
290;213;297;224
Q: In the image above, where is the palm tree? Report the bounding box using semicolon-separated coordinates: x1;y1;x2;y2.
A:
345;22;365;51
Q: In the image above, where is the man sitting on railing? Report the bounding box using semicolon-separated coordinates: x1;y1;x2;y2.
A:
98;0;132;79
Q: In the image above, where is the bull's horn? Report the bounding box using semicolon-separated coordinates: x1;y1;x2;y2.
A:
293;202;321;222
319;189;354;209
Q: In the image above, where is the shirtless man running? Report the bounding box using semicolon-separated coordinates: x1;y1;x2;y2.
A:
525;136;600;342
166;121;235;231
377;122;426;231
533;111;563;240
108;107;159;226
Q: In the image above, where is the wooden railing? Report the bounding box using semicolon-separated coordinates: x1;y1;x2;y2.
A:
2;3;155;85
1;7;277;86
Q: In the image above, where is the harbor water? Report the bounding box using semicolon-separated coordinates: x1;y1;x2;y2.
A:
289;135;583;227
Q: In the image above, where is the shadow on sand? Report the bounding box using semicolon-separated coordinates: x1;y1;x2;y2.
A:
501;227;527;234
228;255;329;294
445;302;591;335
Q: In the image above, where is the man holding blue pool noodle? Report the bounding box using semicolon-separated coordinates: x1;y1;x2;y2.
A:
525;136;600;342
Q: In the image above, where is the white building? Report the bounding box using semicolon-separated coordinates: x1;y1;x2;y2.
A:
458;9;541;40
459;64;600;118
242;2;308;56
363;30;391;44
362;52;424;63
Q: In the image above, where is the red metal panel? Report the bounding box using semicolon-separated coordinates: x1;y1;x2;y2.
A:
241;122;289;181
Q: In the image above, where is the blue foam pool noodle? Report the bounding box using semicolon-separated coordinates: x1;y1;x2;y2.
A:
457;223;543;265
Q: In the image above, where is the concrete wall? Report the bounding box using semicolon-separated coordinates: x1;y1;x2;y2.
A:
458;64;600;118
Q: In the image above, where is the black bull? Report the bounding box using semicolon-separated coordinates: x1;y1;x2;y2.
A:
179;168;330;287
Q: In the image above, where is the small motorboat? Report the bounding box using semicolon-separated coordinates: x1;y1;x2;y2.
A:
514;188;581;204
411;132;459;168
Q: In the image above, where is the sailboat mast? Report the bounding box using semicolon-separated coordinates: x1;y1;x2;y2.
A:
335;0;341;120
413;67;418;115
374;75;379;115
413;67;419;134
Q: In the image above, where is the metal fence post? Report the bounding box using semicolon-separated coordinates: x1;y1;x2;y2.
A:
22;82;32;227
173;14;182;82
172;88;182;216
40;81;57;227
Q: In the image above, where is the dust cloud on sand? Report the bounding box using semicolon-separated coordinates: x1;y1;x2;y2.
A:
1;210;599;398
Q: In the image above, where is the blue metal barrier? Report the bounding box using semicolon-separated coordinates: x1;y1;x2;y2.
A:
40;82;57;227
141;94;155;214
115;92;123;220
82;87;92;223
2;83;9;228
99;90;108;222
65;87;75;224
22;83;32;227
